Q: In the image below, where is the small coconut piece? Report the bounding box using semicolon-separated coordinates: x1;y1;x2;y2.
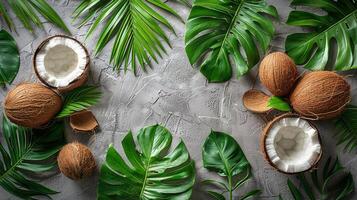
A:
261;114;322;174
33;35;90;93
4;83;62;128
70;110;99;132
290;71;350;120
57;142;96;180
243;89;272;113
259;52;298;96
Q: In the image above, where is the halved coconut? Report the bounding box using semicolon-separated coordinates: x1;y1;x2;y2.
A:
243;89;272;113
33;35;89;93
261;114;322;174
70;110;99;133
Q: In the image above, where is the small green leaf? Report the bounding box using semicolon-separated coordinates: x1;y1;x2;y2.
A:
0;29;20;85
268;96;291;112
57;86;102;118
240;189;261;200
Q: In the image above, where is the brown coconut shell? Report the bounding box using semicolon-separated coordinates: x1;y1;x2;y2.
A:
260;113;322;174
70;110;99;133
289;71;351;120
57;142;96;180
4;83;62;128
259;52;298;96
33;35;90;93
243;89;272;113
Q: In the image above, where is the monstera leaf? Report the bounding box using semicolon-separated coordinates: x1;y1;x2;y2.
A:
0;29;19;86
283;157;354;200
73;0;183;74
285;0;357;71
185;0;278;82
0;0;70;33
202;131;260;200
97;124;195;200
334;105;357;153
0;116;66;199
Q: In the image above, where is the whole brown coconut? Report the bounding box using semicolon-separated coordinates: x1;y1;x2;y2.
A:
4;83;62;128
57;142;96;180
290;71;350;120
259;52;298;96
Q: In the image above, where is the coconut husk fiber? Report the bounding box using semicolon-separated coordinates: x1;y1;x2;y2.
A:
290;71;350;120
70;110;99;133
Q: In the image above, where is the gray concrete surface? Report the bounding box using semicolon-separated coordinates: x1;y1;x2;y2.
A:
0;0;357;199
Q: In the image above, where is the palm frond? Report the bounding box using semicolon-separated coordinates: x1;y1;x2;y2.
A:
334;105;357;152
0;116;66;199
57;85;102;118
0;0;70;33
72;0;183;74
284;157;355;200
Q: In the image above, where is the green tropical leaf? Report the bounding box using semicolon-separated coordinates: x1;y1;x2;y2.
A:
334;105;357;152
97;124;195;200
285;0;357;71
0;115;66;199
0;29;19;86
72;0;183;74
57;86;102;118
202;131;260;200
0;0;70;33
285;157;355;200
267;96;291;112
185;0;278;82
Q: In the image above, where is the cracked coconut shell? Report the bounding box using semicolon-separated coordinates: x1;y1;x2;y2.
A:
290;71;350;120
243;89;272;113
70;110;99;133
4;83;62;128
259;52;298;96
57;142;96;180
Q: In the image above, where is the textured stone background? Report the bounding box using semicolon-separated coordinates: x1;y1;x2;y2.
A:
1;0;357;199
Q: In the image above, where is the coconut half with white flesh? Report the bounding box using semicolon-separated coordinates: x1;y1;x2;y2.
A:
33;35;89;93
261;114;322;174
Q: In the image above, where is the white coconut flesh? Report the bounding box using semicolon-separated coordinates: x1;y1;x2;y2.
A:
35;37;87;88
265;117;321;173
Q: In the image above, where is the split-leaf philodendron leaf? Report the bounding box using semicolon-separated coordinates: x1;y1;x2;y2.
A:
0;116;66;199
285;0;357;71
0;29;19;86
202;131;260;200
73;0;184;75
283;157;354;200
185;0;278;82
97;124;195;200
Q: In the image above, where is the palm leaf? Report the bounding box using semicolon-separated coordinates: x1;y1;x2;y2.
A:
57;86;102;118
185;0;278;82
0;115;66;199
0;29;19;86
285;0;357;71
202;131;260;200
334;105;357;152
72;0;183;74
97;124;195;199
284;157;355;200
0;0;70;33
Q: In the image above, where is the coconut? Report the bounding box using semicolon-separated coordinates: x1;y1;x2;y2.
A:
33;35;90;93
4;83;62;128
290;71;350;120
70;110;99;133
259;52;298;96
243;89;272;113
261;114;322;174
57;142;96;180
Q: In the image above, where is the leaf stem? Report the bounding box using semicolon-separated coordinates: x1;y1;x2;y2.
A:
228;174;233;200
